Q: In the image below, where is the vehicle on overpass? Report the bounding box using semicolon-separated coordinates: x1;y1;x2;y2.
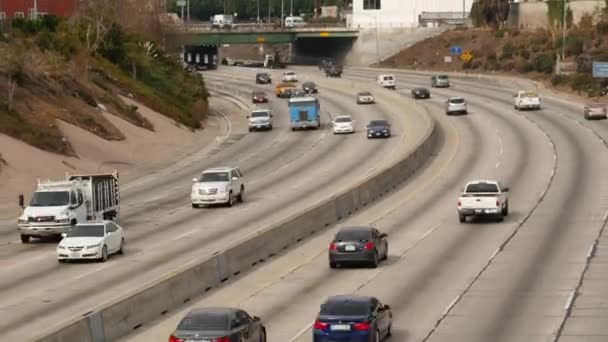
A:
288;96;321;130
191;167;245;207
513;90;541;110
328;226;388;268
457;180;509;223
411;87;430;99
313;295;393;342
211;14;234;29
584;103;607;120
332;115;355;134
275;82;297;98
247;109;273;131
377;74;396;90
431;74;450;87
356;91;375;104
446;97;468;115
17;171;120;243
170;307;267;342
366;120;391;139
56;221;125;263
285;16;306;28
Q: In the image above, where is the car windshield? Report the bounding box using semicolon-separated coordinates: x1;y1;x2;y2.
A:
29;191;70;207
67;225;105;237
304;82;315;87
253;91;265;96
438;75;448;79
257;73;268;77
286;72;295;76
449;98;465;104
251;111;269;118
359;92;371;96
465;183;499;193
523;92;538;98
369;120;388;126
177;313;229;331
383;76;394;80
335;229;371;241
335;117;352;123
321;300;370;316
200;172;230;182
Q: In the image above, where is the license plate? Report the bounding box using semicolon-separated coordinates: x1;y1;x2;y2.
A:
475;209;482;213
375;132;381;135
331;324;351;331
71;252;79;257
345;245;356;251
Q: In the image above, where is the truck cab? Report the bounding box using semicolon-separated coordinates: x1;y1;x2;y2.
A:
457;180;509;223
17;172;119;243
288;96;321;131
212;14;234;29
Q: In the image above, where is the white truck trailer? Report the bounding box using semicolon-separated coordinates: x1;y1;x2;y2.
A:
17;171;120;243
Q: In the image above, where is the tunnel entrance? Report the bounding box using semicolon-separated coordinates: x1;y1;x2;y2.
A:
292;37;356;65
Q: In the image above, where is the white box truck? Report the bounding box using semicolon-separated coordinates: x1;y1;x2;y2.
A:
212;14;234;29
17;171;120;243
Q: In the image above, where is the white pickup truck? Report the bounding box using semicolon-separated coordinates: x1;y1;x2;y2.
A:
513;91;541;110
457;180;509;223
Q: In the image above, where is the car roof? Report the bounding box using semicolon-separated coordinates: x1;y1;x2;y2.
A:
369;119;388;124
187;307;238;317
467;180;499;185
202;167;236;173
414;87;428;90
449;96;465;100
303;81;315;85
335;115;353;119
325;294;373;305
358;91;372;94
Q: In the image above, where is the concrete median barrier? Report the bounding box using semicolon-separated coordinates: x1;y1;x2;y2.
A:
34;84;437;342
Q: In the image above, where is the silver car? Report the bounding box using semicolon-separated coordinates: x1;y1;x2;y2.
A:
446;97;467;115
584;103;607;120
356;91;375;104
247;109;273;131
432;75;450;88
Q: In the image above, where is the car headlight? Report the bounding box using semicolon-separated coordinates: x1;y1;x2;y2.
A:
218;188;227;194
18;219;27;224
57;245;66;250
87;244;101;249
55;218;70;224
383;129;388;132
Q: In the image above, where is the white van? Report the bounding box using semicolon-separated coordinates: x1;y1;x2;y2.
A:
377;74;396;90
212;14;234;29
285;16;305;28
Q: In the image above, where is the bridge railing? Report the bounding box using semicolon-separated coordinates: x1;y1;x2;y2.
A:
166;22;348;33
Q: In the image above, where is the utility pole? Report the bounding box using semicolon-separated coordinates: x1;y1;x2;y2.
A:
33;0;38;19
290;0;293;16
187;0;190;22
257;0;260;24
268;0;271;24
281;0;284;27
462;0;465;23
562;0;567;60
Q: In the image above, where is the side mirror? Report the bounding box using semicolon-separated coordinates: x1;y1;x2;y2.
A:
61;233;67;238
270;114;273;117
384;304;391;310
246;116;249;118
192;178;198;182
232;177;238;181
18;194;24;208
379;233;388;238
253;315;261;322
503;187;510;192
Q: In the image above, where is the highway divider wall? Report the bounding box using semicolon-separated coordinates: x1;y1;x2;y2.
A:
35;81;438;342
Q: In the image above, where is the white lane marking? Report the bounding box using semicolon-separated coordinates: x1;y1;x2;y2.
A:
489;247;501;261
289;321;314;342
587;244;596;259
443;294;462;315
495;162;501;169
564;290;576;310
171;229;200;241
287;223;443;342
604;211;608;221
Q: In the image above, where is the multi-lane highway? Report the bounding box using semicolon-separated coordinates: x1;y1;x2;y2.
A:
123;67;608;342
0;67;428;340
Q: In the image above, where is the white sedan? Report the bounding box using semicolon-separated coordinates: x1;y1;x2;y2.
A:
57;221;125;263
332;115;355;134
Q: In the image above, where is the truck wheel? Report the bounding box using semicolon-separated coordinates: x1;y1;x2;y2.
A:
458;214;466;223
227;192;235;207
237;187;245;203
503;201;509;216
192;203;199;208
248;127;253;132
496;214;504;222
369;252;379;268
118;238;125;254
21;234;30;244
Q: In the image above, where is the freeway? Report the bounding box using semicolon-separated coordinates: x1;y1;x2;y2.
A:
124;66;608;342
0;68;427;340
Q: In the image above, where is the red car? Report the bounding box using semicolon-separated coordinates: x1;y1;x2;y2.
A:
252;91;268;103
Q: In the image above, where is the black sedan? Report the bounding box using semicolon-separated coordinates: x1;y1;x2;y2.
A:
255;72;272;84
170;307;266;342
329;226;389;268
302;81;318;94
366;120;391;139
412;87;431;99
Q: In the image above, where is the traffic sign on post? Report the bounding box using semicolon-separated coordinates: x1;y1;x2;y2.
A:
593;61;608;78
176;0;186;6
450;45;462;55
461;51;473;63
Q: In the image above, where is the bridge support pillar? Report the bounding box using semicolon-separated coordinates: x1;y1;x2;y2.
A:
287;43;293;64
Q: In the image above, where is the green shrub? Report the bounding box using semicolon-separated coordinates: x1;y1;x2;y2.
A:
551;74;568;85
517;61;535;73
501;42;514;59
520;49;531;59
502;60;515;71
597;21;608;34
533;53;555;73
570;73;598;94
494;30;505;38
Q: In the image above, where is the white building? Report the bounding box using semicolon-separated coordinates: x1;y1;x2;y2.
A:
347;0;473;28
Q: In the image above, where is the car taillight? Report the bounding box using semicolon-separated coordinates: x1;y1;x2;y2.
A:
354;322;371;331
212;337;230;342
169;336;183;342
314;320;329;330
496;200;500;207
330;243;337;251
458;200;461;207
364;242;374;250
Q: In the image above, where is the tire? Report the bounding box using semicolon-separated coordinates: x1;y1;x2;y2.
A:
374;329;381;342
268;125;273;130
502;201;509;216
496;214;504;222
329;261;337;269
237;187;244;203
369;252;379;268
260;329;267;342
248;127;253;132
227;192;235;207
21;234;30;244
58;259;66;263
463;110;468;115
459;214;466;223
99;245;108;262
118;238;125;255
291;127;296;132
584;113;589;120
192;203;199;208
382;243;388;261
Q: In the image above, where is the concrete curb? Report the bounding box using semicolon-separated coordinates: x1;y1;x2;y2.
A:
33;75;438;342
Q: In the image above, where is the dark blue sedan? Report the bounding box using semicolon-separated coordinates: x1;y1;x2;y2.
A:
313;295;392;342
366;120;391;139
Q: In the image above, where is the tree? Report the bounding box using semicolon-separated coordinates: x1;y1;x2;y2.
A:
0;43;26;112
479;0;510;28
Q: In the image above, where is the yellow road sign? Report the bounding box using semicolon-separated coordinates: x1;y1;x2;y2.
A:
256;37;266;43
319;31;330;37
461;51;473;63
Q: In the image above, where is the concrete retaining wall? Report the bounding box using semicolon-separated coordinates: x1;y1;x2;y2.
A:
34;83;438;342
508;0;606;29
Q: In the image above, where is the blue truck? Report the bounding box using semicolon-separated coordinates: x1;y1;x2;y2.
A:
288;96;321;131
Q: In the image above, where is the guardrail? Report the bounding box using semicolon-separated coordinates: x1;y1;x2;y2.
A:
33;79;437;342
165;22;348;33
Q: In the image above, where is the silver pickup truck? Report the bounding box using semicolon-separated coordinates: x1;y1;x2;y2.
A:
457;180;509;223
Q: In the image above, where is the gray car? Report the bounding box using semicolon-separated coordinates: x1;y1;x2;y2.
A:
170;307;266;342
329;226;388;268
446;97;468;115
431;75;450;87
